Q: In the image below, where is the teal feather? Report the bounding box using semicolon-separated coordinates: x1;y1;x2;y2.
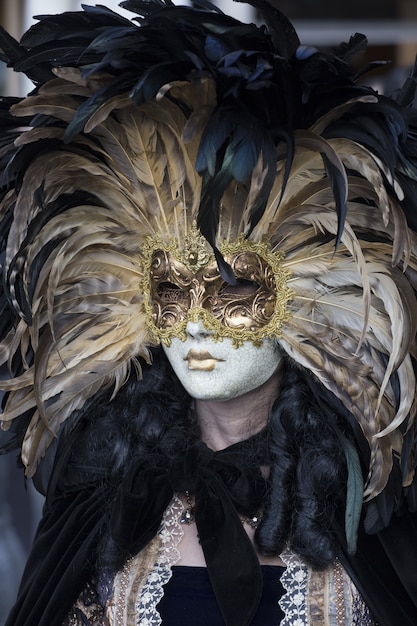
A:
335;430;364;555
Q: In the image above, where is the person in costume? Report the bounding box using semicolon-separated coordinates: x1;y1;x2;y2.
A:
0;1;417;624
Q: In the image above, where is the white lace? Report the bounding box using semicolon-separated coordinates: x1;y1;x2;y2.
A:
116;498;306;626
279;550;309;626
135;494;184;625
109;497;372;626
135;496;297;626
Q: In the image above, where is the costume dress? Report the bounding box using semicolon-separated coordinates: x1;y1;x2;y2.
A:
64;497;376;626
6;410;417;625
7;430;379;626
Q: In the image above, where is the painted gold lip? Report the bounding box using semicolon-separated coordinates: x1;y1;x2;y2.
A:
184;349;225;371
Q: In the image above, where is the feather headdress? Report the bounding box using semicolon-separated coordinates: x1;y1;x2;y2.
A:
0;0;417;529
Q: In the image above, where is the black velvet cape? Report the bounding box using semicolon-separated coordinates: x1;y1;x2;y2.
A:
5;434;417;626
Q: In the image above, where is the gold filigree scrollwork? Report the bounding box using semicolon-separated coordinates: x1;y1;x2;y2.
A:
141;232;293;346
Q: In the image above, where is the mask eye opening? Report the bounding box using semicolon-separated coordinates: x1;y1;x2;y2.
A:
218;278;260;297
156;281;185;302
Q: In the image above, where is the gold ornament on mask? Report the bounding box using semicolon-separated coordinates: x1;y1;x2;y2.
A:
142;233;293;347
180;222;212;271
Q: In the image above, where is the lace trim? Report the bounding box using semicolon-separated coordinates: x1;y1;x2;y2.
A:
106;496;378;626
135;494;184;625
279;550;377;626
279;550;309;626
67;499;376;626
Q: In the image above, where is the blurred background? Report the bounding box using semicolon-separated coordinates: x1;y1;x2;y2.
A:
0;0;416;624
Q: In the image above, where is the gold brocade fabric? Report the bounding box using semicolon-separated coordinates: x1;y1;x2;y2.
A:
64;496;376;626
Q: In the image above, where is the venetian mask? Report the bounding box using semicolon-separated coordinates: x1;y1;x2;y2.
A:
142;227;292;347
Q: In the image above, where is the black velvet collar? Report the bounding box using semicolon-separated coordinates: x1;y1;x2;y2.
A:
111;435;269;626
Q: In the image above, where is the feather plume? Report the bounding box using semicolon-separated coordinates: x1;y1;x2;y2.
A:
0;0;416;530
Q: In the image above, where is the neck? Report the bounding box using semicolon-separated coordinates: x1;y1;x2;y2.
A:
195;368;281;451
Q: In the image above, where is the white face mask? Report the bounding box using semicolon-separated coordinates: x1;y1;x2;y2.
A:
162;320;283;401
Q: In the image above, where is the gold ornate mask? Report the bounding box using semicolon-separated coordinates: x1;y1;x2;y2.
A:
142;228;292;346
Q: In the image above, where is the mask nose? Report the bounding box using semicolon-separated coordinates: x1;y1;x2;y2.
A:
185;320;214;340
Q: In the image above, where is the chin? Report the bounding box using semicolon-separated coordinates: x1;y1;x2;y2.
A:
197;394;234;402
185;386;242;402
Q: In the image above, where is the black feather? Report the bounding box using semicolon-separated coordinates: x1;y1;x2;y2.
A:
235;0;300;59
333;32;368;63
0;26;22;66
321;151;348;248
